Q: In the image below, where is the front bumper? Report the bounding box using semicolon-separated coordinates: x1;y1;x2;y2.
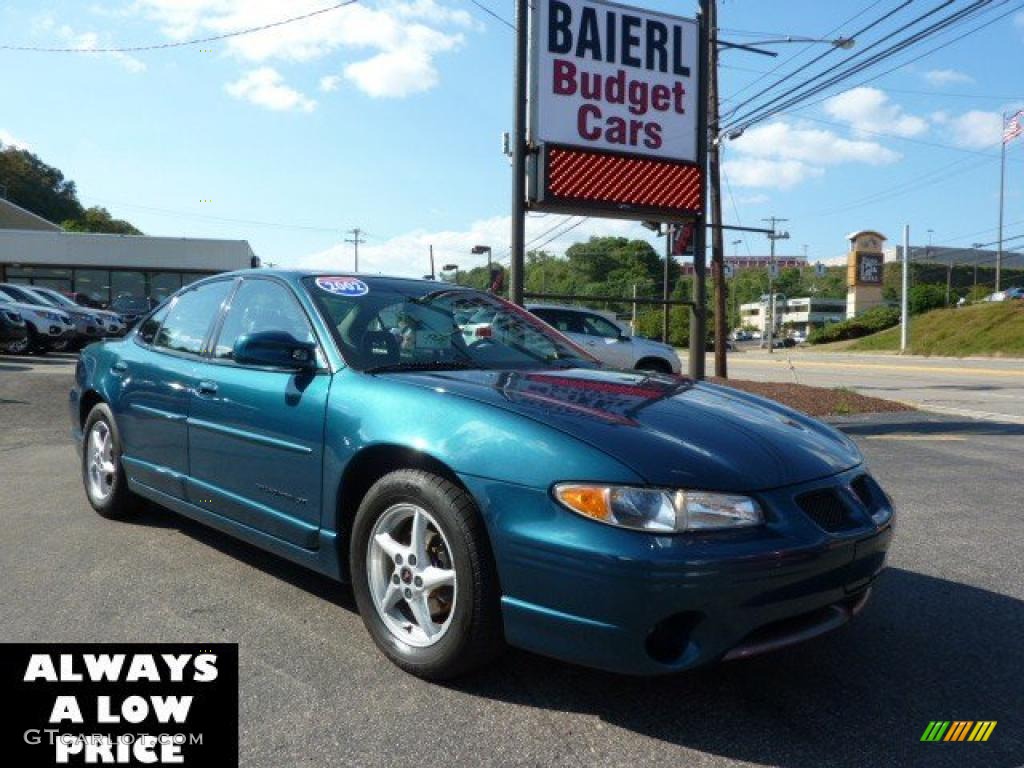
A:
462;467;892;676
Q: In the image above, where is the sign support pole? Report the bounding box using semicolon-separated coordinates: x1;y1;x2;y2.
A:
689;0;710;380
509;0;529;306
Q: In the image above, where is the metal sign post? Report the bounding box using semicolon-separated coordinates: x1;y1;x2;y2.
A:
515;0;708;377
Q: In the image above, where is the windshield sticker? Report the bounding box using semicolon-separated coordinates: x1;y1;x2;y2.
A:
315;276;369;297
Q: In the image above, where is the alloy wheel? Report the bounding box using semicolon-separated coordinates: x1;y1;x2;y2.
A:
85;421;117;503
367;503;457;647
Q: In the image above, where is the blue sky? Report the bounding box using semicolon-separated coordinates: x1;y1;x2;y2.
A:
1;0;1021;275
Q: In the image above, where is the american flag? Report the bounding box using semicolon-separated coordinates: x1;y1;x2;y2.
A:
1005;110;1024;144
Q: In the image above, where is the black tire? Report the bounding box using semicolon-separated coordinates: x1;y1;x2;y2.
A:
636;357;672;374
27;327;48;356
81;403;139;520
350;470;503;680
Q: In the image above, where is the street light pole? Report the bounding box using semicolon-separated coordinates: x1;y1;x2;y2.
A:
763;217;789;355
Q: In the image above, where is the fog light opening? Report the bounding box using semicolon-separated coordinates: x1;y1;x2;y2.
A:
645;612;702;664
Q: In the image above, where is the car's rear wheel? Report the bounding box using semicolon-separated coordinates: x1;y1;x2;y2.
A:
82;403;139;519
350;469;503;680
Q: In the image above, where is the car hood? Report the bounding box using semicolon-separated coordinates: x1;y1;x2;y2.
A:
382;367;862;492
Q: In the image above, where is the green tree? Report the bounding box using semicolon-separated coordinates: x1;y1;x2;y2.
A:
0;143;83;224
908;283;946;315
62;206;143;235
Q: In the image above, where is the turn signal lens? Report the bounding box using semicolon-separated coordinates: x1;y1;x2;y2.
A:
554;485;611;522
554;484;763;533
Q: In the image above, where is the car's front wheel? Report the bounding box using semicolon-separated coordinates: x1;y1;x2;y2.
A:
81;403;139;519
350;469;503;680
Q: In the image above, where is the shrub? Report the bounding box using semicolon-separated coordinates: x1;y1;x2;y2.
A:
807;306;900;344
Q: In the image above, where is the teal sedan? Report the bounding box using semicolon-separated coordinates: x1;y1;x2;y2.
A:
71;271;893;679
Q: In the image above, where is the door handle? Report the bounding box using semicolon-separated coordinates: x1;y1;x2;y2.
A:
196;380;218;397
111;361;128;375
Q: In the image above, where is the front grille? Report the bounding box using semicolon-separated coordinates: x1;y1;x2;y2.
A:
851;474;876;509
797;489;858;532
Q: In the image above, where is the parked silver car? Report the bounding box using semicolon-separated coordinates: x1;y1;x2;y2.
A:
20;285;127;344
528;304;681;374
0;286;74;354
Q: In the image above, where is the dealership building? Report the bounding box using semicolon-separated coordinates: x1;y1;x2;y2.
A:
0;197;258;306
739;296;848;337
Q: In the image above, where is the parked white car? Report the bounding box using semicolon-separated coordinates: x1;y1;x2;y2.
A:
527;304;681;374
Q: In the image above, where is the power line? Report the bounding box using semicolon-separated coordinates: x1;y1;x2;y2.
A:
724;0;1020;136
0;1;359;53
464;0;516;31
531;217;588;252
721;0;891;108
745;1;1024;129
722;0;915;120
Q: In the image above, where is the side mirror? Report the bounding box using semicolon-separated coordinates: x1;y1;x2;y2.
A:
233;331;317;370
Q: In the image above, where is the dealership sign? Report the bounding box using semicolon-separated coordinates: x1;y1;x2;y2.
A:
528;0;702;220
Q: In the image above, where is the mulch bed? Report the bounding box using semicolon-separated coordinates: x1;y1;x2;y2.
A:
709;378;914;419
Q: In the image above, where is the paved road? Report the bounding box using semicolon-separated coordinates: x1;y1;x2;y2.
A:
1;354;1021;768
723;349;1024;423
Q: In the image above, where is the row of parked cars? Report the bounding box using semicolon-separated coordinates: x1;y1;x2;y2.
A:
0;283;153;355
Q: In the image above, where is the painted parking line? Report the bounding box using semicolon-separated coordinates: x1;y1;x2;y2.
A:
732;357;1024;378
863;434;966;441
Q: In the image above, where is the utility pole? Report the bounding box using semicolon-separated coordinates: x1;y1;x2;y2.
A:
689;0;710;381
707;0;728;379
429;244;435;280
901;225;910;353
345;228;364;272
762;217;789;354
663;223;673;342
509;0;529;306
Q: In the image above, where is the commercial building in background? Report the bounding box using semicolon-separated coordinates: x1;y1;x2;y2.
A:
739;296;847;337
0;197;258;307
678;254;807;276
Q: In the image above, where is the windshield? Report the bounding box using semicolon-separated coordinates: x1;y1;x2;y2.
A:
0;285;45;306
304;278;596;372
33;288;75;308
24;288;63;308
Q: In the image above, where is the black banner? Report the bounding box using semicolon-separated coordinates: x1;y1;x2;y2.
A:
1;643;238;767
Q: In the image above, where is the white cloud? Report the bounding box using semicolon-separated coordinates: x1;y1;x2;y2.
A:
723;120;899;190
288;215;649;276
136;0;470;98
319;74;342;92
723;159;823;190
946;110;1003;149
823;87;927;138
225;68;316;112
923;68;974;87
0;130;31;150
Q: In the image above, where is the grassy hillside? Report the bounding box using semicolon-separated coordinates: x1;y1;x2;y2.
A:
846;301;1024;356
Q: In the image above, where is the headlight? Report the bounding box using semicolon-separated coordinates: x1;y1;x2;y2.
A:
553;484;763;532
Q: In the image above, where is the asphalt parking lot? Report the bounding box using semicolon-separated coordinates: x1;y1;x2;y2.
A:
1;353;1021;768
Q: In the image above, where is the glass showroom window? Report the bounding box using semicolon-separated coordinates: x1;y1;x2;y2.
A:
149;272;182;303
74;269;112;306
110;270;146;301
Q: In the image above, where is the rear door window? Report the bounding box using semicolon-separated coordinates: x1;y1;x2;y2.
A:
153;281;233;355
